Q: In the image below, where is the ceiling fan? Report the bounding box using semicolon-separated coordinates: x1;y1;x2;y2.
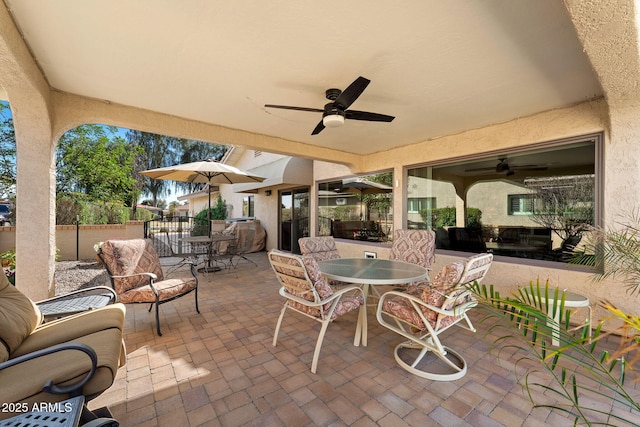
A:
264;76;395;135
465;158;548;176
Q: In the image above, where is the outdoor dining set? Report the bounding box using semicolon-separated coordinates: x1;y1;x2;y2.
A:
269;230;493;381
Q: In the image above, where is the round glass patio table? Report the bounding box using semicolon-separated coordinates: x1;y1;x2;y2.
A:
318;258;429;346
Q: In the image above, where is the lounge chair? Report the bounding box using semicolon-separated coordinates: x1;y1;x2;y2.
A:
98;238;199;336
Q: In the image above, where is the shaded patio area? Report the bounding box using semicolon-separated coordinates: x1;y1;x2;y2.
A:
87;252;640;426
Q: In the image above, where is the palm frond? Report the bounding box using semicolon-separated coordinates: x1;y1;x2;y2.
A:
469;280;640;425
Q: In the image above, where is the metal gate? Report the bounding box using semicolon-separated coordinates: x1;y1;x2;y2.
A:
144;216;209;257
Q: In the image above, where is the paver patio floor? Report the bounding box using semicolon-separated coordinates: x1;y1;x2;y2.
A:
87;252;640;426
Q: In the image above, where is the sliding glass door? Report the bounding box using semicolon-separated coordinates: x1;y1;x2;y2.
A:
279;188;309;254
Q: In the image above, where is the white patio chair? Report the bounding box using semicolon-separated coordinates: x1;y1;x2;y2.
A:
268;250;366;374
376;253;492;381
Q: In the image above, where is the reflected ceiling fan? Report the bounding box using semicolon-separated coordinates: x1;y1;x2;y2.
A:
465;158;548;177
264;76;395;135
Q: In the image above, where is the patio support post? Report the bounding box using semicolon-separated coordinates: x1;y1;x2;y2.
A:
0;4;56;300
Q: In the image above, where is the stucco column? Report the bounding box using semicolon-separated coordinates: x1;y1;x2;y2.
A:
606;105;640;222
564;0;640;228
0;4;55;300
392;165;404;232
13;118;56;300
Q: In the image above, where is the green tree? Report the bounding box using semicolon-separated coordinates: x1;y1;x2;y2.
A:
56;125;140;204
362;172;392;222
525;174;595;241
127;130;176;206
419;207;482;228
0;102;16;199
127;130;228;206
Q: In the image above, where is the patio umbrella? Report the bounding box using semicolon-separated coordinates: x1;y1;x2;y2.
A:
341;177;392;222
141;159;265;233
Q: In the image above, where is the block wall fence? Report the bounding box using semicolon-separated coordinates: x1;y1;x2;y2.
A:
0;221;145;261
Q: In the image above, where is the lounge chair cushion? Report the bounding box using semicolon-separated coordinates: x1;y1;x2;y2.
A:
118;277;197;304
0;310;125;409
13;303;126;361
99;239;164;293
0;273;42;362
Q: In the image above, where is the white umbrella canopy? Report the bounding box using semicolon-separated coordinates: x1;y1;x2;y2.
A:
141;159;265;230
341;178;392;195
141;159;266;185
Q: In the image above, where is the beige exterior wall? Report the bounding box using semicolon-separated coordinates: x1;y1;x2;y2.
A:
217;150;311;251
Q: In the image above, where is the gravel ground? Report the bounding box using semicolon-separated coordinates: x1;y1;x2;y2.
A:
54;259;110;295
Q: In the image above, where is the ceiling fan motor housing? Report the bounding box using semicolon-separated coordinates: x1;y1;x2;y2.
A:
322;102;346;127
325;88;342;101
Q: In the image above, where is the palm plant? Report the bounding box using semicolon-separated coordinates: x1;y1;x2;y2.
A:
470;280;640;426
572;211;640;296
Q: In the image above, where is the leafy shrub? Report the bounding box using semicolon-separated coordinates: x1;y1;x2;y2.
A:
193;195;227;236
56;193;133;225
419;206;482;228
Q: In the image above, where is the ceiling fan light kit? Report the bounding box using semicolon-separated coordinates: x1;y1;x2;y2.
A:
323;113;345;128
264;76;395;135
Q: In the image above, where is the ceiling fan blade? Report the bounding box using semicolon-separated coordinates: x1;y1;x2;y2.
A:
311;120;325;135
264;104;324;113
510;164;543;169
334;76;370;110
345;110;395;122
512;166;548;171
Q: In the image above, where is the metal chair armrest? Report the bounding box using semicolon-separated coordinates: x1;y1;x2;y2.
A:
278;284;365;307
378;289;476;318
111;272;158;280
0;342;98;397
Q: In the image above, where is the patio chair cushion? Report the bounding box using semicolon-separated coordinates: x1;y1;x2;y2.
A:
299;236;352;287
301;254;363;318
382;261;465;331
389;229;436;269
460;252;494;283
0;272;42;362
99;239;164;293
299;236;341;262
269;251;361;319
118;277;197;304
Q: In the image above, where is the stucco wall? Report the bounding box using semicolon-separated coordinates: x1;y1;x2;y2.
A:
323;100;626;326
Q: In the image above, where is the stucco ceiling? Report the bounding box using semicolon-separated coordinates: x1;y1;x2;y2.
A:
5;1;602;155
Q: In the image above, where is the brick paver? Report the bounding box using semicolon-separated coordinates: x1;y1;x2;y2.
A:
86;252;640;426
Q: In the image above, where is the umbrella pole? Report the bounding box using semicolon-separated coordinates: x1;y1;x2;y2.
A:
199;182;222;273
208;185;212;236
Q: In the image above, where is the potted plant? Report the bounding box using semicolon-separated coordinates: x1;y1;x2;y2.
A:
1;249;16;285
